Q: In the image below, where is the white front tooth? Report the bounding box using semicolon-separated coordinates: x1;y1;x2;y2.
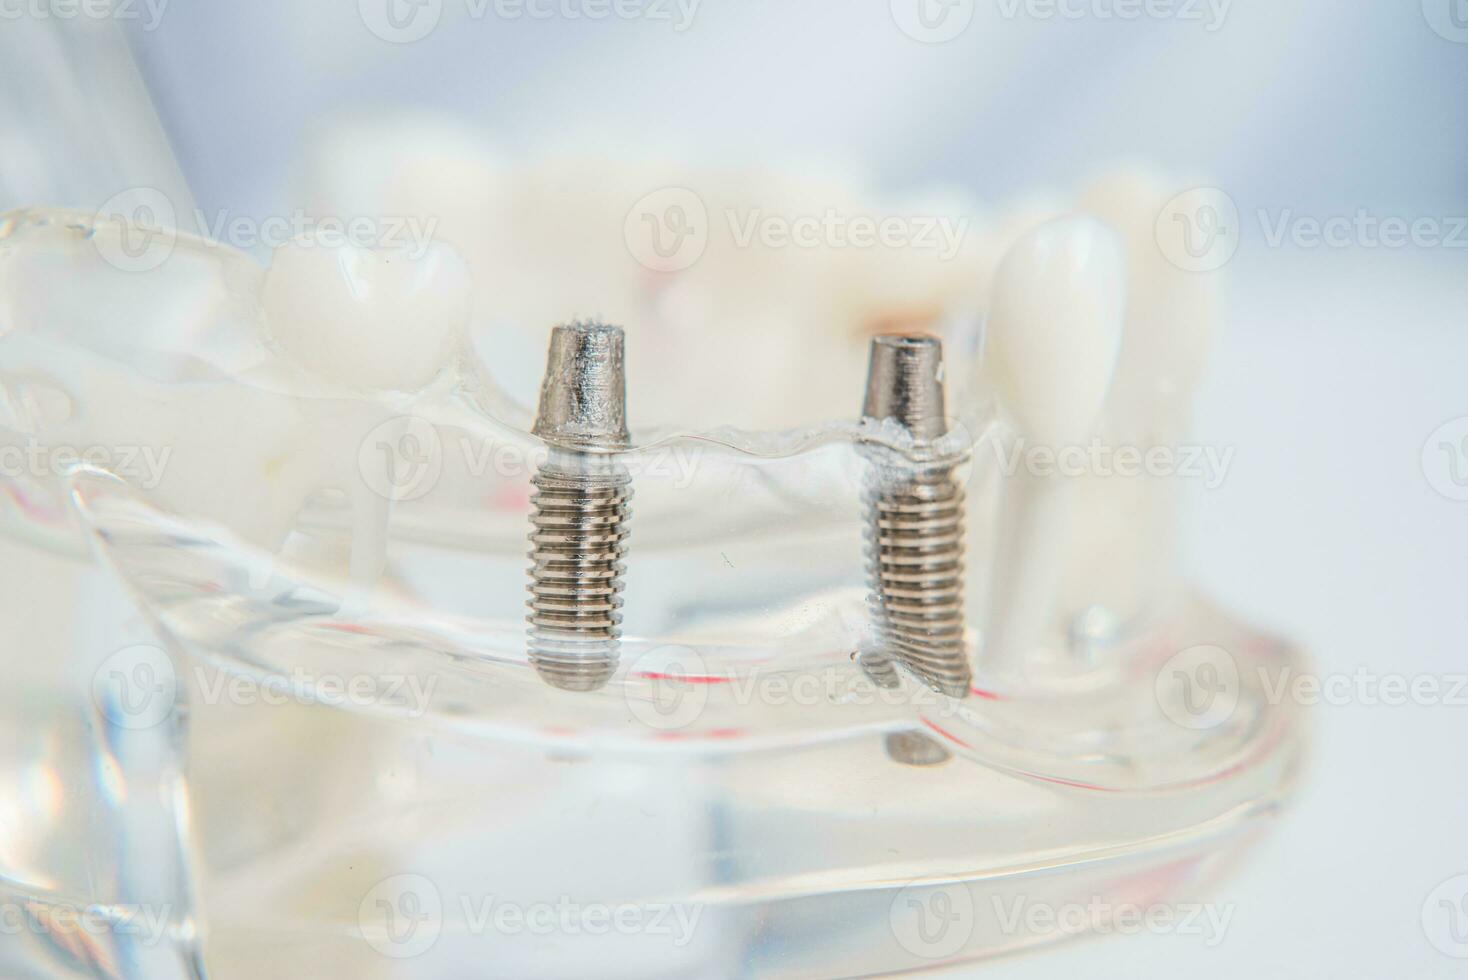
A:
986;216;1126;448
1055;172;1225;640
981;216;1126;682
262;240;472;392
1079;171;1221;441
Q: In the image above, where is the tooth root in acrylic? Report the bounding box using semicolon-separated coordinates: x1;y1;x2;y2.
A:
1058;173;1222;638
981;216;1125;681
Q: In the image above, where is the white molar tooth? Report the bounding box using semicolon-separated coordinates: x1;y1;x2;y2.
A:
981;216;1127;683
262;239;472;392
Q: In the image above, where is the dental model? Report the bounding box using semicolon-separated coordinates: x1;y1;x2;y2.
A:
982;217;1126;682
0;153;1302;977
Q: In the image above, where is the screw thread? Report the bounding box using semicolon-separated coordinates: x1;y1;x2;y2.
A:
527;462;632;691
860;334;971;698
864;462;970;697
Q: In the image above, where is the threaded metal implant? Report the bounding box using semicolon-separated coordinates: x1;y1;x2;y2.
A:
527;323;632;692
861;335;972;699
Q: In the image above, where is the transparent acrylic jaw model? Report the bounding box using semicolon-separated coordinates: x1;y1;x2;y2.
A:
0;210;1306;979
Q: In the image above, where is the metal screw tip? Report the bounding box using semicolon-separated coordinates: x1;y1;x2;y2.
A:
862;334;949;444
533;322;630;451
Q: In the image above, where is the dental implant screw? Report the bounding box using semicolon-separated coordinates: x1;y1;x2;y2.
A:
860;334;972;699
526;322;633;692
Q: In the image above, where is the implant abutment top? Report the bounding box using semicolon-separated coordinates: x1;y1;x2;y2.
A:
862;334;950;445
532;321;630;453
